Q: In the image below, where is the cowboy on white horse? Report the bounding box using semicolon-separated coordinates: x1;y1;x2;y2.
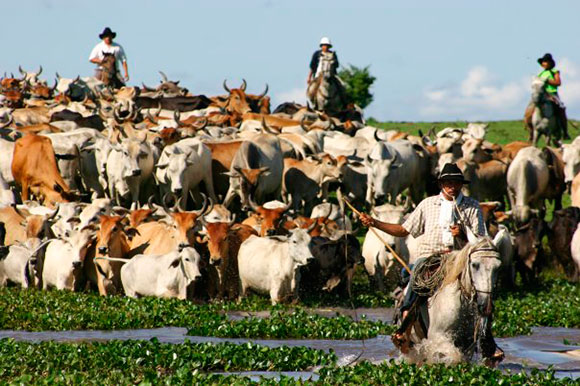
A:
308;37;339;84
360;163;504;365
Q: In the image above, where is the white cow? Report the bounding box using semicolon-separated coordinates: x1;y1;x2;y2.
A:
362;204;410;292
0;238;48;288
155;138;216;208
106;138;154;208
42;227;95;291
506;147;550;224
365;139;427;206
120;246;202;299
0;172;15;207
223;134;284;209
0;138;16;184
571;224;580;282
238;227;315;305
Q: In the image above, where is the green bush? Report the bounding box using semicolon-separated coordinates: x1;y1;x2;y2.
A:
338;64;376;109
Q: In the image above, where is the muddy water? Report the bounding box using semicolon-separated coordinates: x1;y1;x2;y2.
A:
1;326;578;380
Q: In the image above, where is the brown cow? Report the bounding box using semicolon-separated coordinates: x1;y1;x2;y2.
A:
204;140;244;197
130;195;211;255
91;215;136;295
242;113;301;129
492;141;530;163
221;79;268;116
0;205;56;246
12;134;76;207
242;200;291;237
201;219;257;299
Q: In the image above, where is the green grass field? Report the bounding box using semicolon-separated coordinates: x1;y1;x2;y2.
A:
367;118;580;146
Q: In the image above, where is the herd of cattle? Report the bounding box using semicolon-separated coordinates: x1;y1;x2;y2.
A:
0;67;578;305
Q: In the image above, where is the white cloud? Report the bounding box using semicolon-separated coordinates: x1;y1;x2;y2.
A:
420;66;529;120
419;58;580;121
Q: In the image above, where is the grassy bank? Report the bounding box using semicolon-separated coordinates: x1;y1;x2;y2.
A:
367;118;580;146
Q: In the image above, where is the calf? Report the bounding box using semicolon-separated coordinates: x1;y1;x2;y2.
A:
120;246;202;300
238;226;315;305
299;234;362;298
243;200;290;237
513;217;547;284
0;238;47;288
548;207;580;280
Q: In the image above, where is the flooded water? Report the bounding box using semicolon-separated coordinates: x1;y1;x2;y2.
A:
0;323;578;380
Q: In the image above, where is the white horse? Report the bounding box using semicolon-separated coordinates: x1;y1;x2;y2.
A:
401;237;503;365
307;51;345;115
525;76;559;146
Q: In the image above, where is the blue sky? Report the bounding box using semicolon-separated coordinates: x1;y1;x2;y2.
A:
2;0;580;121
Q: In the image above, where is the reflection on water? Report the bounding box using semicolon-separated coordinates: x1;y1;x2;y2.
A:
0;326;578;380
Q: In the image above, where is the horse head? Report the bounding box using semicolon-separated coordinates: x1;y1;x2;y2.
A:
463;238;502;317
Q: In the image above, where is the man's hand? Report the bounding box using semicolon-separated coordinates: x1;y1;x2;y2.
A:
359;213;376;228
124;74;130;82
450;225;462;238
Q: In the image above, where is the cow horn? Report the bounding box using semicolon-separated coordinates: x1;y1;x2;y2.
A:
233;166;247;181
18;65;26;76
240;79;247;91
142;82;156;92
162;192;176;213
173;110;181;125
193;193;209;216
248;195;260;212
74;75;80;83
223;79;231;93
51;78;58;92
37;65;42;76
261;118;276;134
306;219;318;233
147;195;158;213
159;71;169;83
373;128;382;142
258;84;269;98
147;110;158;124
300;116;309;131
56;72;61;80
228;213;237;226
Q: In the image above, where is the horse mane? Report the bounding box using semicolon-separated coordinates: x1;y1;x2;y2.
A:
440;237;497;292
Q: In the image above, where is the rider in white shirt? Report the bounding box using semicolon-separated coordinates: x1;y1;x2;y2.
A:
89;27;129;87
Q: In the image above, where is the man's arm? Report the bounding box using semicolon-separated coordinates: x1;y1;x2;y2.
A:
360;213;410;237
548;71;562;86
122;60;129;81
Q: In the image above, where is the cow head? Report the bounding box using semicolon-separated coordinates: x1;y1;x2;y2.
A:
169;246;202;288
18;65;43;86
315;153;342;182
164;193;212;247
95;215;137;257
155;147;194;197
55;74;87;102
113;138;153;182
287;226;316;266
249;199;290;236
365;144;403;205
222;79;268;116
562;144;580;185
513;217;546;279
225;166;270;210
3;89;23;108
202;215;236;266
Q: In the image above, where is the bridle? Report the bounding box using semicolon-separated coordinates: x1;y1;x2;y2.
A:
464;247;501;297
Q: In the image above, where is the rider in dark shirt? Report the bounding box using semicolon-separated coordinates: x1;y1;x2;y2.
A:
307;37;339;85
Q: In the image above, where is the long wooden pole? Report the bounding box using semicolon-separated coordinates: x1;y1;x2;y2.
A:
342;198;411;274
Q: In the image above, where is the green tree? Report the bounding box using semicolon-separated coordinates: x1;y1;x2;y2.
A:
338;65;376;109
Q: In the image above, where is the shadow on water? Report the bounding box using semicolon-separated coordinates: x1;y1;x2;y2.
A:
0;326;578;380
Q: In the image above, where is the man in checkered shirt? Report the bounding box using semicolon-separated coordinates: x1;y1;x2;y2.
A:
360;163;504;365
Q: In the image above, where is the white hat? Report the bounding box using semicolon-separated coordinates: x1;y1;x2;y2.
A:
319;37;332;47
